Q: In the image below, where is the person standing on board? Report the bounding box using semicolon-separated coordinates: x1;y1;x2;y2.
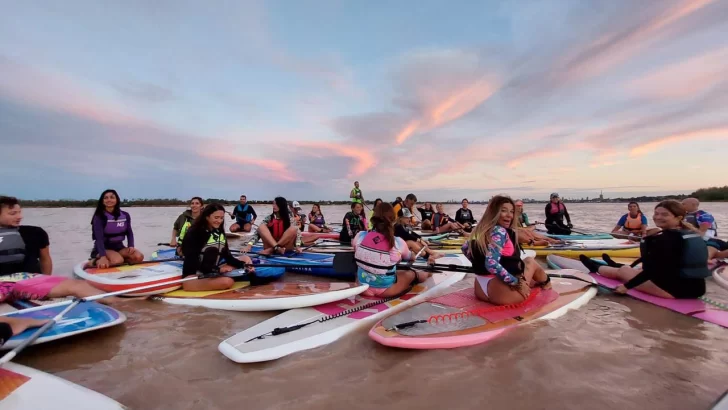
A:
230;195;257;233
612;202;648;237
0;196;53;275
455;198;477;232
544;193;572;235
89;189;144;269
350;181;364;204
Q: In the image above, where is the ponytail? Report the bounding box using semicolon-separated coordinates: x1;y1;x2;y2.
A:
372;202;396;249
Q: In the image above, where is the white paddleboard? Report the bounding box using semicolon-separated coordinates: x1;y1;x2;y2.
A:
219;271;467;363
0;362;126;409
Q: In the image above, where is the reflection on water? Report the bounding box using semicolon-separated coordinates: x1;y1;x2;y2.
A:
11;203;728;410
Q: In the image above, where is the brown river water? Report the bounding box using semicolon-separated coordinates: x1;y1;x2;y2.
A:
12;202;728;410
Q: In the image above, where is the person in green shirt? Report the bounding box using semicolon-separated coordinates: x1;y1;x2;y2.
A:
350;181;364;204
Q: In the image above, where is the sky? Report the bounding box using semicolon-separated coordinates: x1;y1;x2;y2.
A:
1;0;727;202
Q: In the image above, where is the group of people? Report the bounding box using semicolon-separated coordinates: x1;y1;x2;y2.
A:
1;183;726;344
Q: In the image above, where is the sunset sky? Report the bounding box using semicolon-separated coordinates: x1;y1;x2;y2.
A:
2;0;727;202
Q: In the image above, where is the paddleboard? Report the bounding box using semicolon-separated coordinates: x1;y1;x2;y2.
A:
523;239;640;258
369;270;596;349
711;389;728;410
74;261;183;296
149;249;286;282
218;271;466;363
152;281;369;311
301;232;340;240
713;266;728;291
0;362;126;409
0;279;126;350
547;254;728;328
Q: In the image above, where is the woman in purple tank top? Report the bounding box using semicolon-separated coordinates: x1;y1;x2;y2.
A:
307;204;331;233
90;189;144;269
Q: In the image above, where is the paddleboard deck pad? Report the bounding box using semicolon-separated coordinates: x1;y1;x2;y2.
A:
547;254;728;328
0;362;127;409
74;261;184;296
368;270;596;349
218;270;466;363
151;281;368;311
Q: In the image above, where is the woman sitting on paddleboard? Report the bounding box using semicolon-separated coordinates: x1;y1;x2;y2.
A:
340;202;366;244
515;200;534;229
170;196;204;254
544;193;572;235
352;203;428;297
463;195;551;305
612;202;648;238
417;202;435;230
579;200;708;299
433;204;466;234
241;197;302;255
90;189;144;269
368;198;383;230
307;203;331;233
514;206;561;247
181;203;255;291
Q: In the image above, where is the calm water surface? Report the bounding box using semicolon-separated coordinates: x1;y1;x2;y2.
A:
15;202;728;410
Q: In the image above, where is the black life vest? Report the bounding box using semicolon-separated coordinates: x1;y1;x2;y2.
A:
640;229;710;279
467;228;524;276
0;228;26;265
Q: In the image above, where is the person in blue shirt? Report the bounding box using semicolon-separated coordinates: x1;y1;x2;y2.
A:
612;202;648;237
682;198;718;240
229;195;257;233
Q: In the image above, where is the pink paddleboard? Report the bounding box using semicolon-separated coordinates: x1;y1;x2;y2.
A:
547;254;728;329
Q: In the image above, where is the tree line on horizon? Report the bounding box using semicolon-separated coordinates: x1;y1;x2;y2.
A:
10;186;728;208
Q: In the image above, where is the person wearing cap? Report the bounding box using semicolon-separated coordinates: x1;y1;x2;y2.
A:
455;198;477;232
394;213;443;262
544;193;572;235
350;181;364;204
290;201;307;232
396;193;419;226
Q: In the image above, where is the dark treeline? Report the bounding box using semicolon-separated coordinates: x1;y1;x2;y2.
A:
13;186;728;208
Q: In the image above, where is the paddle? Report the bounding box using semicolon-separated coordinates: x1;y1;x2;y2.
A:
0;272;224;317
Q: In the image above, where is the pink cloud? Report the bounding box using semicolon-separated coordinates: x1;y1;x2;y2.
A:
627;47;728;100
506;148;564;169
200;152;301;182
629;126;728;157
292;141;377;177
561;0;716;81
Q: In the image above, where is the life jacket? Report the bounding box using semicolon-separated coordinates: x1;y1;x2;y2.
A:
623;213;644;233
292;214;305;231
354;232;399;276
640;229;710;279
176;212;195;245
234;204;253;223
0;228;26;265
685;211;718;239
436;213;451;226
548;202;565;216
94;211;129;244
267;216;285;241
459;208;473;221
199;229;227;266
393;203;402;216
466;228;524;276
310;213;326;227
352;188;363;204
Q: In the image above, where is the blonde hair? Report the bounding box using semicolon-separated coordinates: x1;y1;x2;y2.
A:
471;195;517;255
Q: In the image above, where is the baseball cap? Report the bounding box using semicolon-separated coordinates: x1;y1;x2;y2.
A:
292;200;302;209
515;199;524;206
550;193;559;198
399;207;414;218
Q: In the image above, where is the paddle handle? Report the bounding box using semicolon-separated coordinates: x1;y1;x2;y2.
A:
0;300;80;365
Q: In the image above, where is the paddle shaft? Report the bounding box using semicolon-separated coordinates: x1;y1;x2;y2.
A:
0;275;206;317
0;300;79;364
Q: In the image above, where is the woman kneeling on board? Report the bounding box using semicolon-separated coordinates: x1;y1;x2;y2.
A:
579;200;708;299
462;195;551;305
241;197;302;255
352;203;428;297
170;196;204;255
612;202;648;238
181;203;255;291
89;189;144;268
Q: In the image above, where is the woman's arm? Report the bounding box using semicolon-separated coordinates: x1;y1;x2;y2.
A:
485;227;520;285
181;232;204;276
92;216;107;257
126;212;135;248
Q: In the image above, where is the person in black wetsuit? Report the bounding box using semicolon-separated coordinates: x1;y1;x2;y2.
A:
455;198;477;232
182;203;255;292
544;193;572;235
579;200;708;299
